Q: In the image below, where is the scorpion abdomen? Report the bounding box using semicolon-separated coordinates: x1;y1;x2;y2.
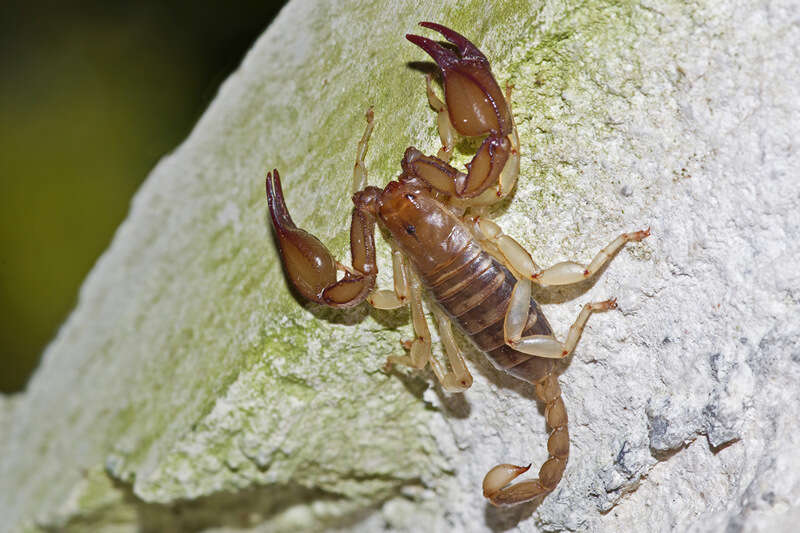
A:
418;242;555;385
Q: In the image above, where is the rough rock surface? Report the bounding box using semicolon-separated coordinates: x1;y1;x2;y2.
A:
1;1;798;532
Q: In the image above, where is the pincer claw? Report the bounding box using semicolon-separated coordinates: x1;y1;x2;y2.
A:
406;22;511;138
405;22;518;200
266;170;377;308
266;170;338;304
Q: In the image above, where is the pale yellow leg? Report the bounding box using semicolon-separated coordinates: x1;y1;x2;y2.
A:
496;83;521;199
352;107;375;194
351;108;411;311
468;215;649;358
431;308;473;392
503;278;618;358
385;273;432;370
384;273;473;393
367;249;409;309
425;74;455;163
472;217;650;286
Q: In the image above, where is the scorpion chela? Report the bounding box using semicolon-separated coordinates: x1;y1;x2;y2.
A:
265;22;649;506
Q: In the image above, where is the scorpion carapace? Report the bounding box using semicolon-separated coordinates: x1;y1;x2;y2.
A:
265;22;650;507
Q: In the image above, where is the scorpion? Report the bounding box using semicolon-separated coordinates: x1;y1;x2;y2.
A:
265;22;649;506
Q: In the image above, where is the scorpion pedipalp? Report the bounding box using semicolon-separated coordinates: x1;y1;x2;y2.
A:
418;21;489;63
406;22;511;138
266;170;378;308
405;23;517;200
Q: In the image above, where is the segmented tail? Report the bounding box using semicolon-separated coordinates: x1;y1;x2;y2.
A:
482;373;569;506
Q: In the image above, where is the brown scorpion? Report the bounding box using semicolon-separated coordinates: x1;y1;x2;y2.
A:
265;22;649;506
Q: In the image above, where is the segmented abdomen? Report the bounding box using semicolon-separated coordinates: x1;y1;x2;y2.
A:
417;241;555;385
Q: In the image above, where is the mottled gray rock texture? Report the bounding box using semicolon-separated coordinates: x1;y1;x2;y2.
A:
1;1;798;532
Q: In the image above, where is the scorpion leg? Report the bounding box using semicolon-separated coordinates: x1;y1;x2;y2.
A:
467;217;650;357
431;307;473;392
348;108;411;311
473;217;650;287
504;278;618;359
385;272;432;371
529;228;651;286
368;248;409;309
496;82;520;199
352;107;375;193
406;22;518;201
424;74;456;163
385;272;472;392
380;257;472;392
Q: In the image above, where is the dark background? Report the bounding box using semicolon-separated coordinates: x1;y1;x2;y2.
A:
1;1;287;392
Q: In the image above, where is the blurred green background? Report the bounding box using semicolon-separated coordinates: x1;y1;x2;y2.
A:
0;1;286;392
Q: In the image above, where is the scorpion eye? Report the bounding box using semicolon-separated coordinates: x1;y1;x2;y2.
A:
405;224;416;235
404;193;416;200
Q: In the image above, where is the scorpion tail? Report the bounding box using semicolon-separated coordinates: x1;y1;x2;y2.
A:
482;373;569;506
